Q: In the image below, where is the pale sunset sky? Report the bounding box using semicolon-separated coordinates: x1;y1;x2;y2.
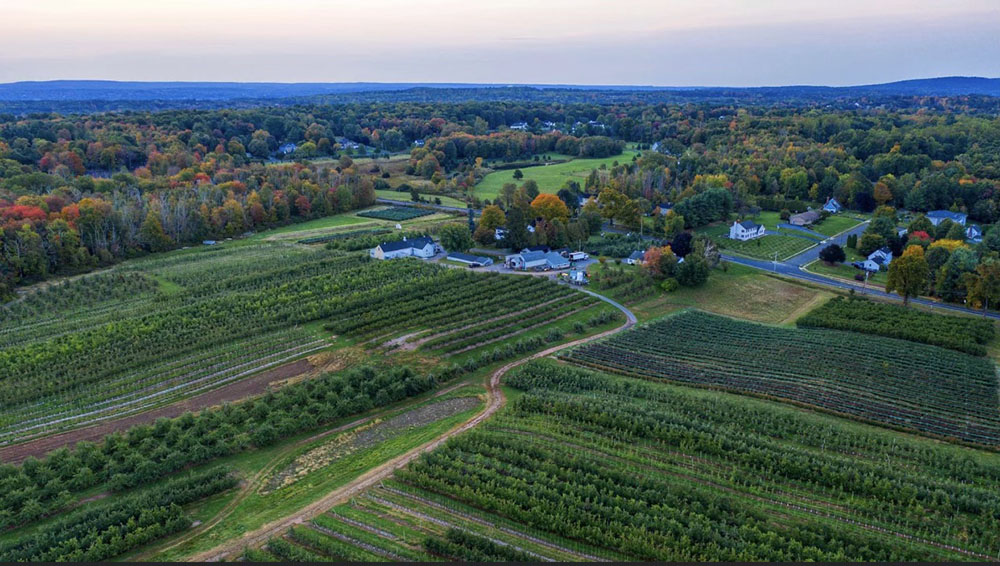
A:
1;0;998;85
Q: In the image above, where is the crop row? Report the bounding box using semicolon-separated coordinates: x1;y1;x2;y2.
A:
357;206;435;221
562;310;1000;446
797;295;996;355
389;360;1000;561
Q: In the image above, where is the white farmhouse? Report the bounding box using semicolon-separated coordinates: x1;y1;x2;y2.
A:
729;220;765;241
370;236;437;260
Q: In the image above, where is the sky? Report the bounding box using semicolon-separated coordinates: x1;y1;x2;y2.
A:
1;0;999;86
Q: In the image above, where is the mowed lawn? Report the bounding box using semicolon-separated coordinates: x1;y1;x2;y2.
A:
717;234;816;261
474;150;639;201
812;214;864;236
588;262;832;325
697;215;816;261
806;248;889;286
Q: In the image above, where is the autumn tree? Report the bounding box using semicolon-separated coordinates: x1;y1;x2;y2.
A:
531;193;570;224
474;205;506;244
965;259;1000;315
886;245;928;306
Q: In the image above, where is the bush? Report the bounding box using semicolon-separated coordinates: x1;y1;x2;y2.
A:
661;278;679;292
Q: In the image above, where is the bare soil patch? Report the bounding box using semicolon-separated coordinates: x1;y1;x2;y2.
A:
0;358;314;464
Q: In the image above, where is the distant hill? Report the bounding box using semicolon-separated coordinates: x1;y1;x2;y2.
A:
0;76;998;114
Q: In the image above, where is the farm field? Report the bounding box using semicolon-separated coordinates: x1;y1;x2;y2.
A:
357;205;437;221
587;261;832;324
562;310;1000;446
375;189;467;208
473;150;638;201
268;360;1000;561
0;226;602;450
798;295;996;355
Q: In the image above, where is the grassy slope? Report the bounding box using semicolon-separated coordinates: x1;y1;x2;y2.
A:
587;261;832;324
474;151;639;200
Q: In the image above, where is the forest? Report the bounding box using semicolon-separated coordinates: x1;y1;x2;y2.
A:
4;95;1000;304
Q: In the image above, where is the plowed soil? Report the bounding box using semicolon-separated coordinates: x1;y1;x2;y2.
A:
0;358;314;464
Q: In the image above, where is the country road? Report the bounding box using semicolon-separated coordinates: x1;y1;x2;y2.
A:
185;291;637;562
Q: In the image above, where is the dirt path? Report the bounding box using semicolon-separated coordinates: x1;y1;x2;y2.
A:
0;358;315;465
184;294;636;562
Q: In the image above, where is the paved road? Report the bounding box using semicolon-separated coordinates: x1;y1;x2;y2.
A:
785;220;869;266
723;252;1000;320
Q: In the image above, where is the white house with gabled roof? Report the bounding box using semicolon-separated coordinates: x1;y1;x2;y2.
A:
729;220;765;241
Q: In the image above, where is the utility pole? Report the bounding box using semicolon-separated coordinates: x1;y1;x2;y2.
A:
862;269;870;295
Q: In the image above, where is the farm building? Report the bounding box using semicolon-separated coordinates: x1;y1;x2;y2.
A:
505;251;548;270
729;220;765;241
927;210;967;226
867;247;893;269
625;250;645;265
370;236;437;260
505;250;570;271
823;198;843;213
789;210;820;226
447;252;494;267
544;252;571;270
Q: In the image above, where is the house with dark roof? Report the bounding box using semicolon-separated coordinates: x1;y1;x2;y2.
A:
823;198;843;214
625;250;645;265
867;247;893;269
927;210;967;226
967;224;983;243
370;236;436;260
729;220;765;241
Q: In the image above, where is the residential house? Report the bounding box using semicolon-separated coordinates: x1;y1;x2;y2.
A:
927;210;967;226
370;236;437;260
447;252;494;267
789;210;820;226
822;198;843;214
861;259;881;272
867;247;893;270
277;143;298;155
729;220;766;241
966;224;983;243
625;250;645;265
510;122;529;131
656;202;673;215
412;139;425;147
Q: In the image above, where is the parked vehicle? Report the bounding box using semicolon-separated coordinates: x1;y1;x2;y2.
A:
568;251;589;261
